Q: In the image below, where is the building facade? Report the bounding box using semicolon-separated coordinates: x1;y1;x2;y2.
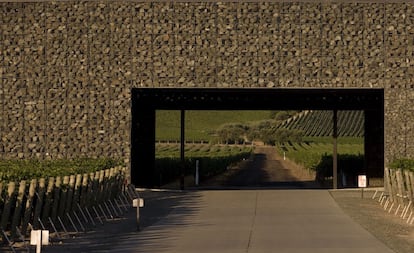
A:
0;1;413;173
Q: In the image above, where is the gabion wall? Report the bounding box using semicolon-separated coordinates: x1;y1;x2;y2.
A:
0;1;413;165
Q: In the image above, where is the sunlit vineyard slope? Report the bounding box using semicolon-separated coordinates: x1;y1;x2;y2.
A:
279;110;364;137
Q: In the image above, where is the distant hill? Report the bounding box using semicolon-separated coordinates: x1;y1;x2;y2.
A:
156;110;364;141
156;110;272;141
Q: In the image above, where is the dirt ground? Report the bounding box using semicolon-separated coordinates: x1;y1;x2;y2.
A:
199;145;318;189
330;190;414;253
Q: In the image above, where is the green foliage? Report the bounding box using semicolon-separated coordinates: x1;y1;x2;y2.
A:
156;110;272;141
0;158;123;182
303;137;364;145
155;144;253;185
245;119;304;145
276;139;364;171
314;153;364;179
389;158;414;171
271;128;303;145
215;123;249;144
270;111;299;121
277;139;364;186
246;120;276;143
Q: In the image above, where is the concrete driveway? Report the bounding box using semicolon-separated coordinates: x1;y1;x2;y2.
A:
42;189;394;253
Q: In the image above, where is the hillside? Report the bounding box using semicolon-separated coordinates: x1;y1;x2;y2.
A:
156;110;272;140
156;110;364;141
279;110;364;137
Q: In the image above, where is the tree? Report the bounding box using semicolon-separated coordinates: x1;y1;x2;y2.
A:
216;119;303;146
270;110;301;121
215;123;249;144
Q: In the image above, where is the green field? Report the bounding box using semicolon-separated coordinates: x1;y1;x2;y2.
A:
277;138;364;171
156;110;272;141
155;143;253;185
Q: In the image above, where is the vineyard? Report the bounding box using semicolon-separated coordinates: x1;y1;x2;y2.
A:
154;109;365;186
279;110;364;137
156;110;364;145
278;141;364;170
155;144;253;186
0;158;122;182
0;158;128;249
0;165;128;250
276;110;365;186
277;140;364;186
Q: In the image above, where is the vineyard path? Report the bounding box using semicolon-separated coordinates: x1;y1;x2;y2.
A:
200;145;318;189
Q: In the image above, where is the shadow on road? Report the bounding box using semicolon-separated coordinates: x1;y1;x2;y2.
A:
38;190;204;253
224;153;268;186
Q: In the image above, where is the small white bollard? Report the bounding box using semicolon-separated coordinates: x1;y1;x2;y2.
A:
195;160;200;186
133;198;144;231
30;230;49;253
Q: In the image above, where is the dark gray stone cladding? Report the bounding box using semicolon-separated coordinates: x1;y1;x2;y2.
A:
0;1;413;167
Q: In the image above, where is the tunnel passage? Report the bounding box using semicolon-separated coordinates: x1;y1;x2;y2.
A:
131;88;384;188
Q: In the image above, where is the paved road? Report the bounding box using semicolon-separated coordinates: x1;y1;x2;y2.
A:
35;147;395;253
138;190;394;253
41;189;394;253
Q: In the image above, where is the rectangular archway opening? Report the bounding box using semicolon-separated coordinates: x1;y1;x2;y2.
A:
131;88;384;189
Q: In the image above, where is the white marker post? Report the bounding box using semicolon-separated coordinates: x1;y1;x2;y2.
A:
195;160;200;186
133;198;144;231
358;175;367;199
30;230;49;253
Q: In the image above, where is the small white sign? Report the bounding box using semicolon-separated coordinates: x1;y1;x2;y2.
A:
30;230;49;246
30;230;40;245
133;198;144;208
358;175;367;188
42;231;49;245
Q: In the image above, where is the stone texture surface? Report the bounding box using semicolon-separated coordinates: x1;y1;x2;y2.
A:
0;1;413;165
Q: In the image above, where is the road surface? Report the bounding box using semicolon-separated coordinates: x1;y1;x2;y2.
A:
36;146;394;253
